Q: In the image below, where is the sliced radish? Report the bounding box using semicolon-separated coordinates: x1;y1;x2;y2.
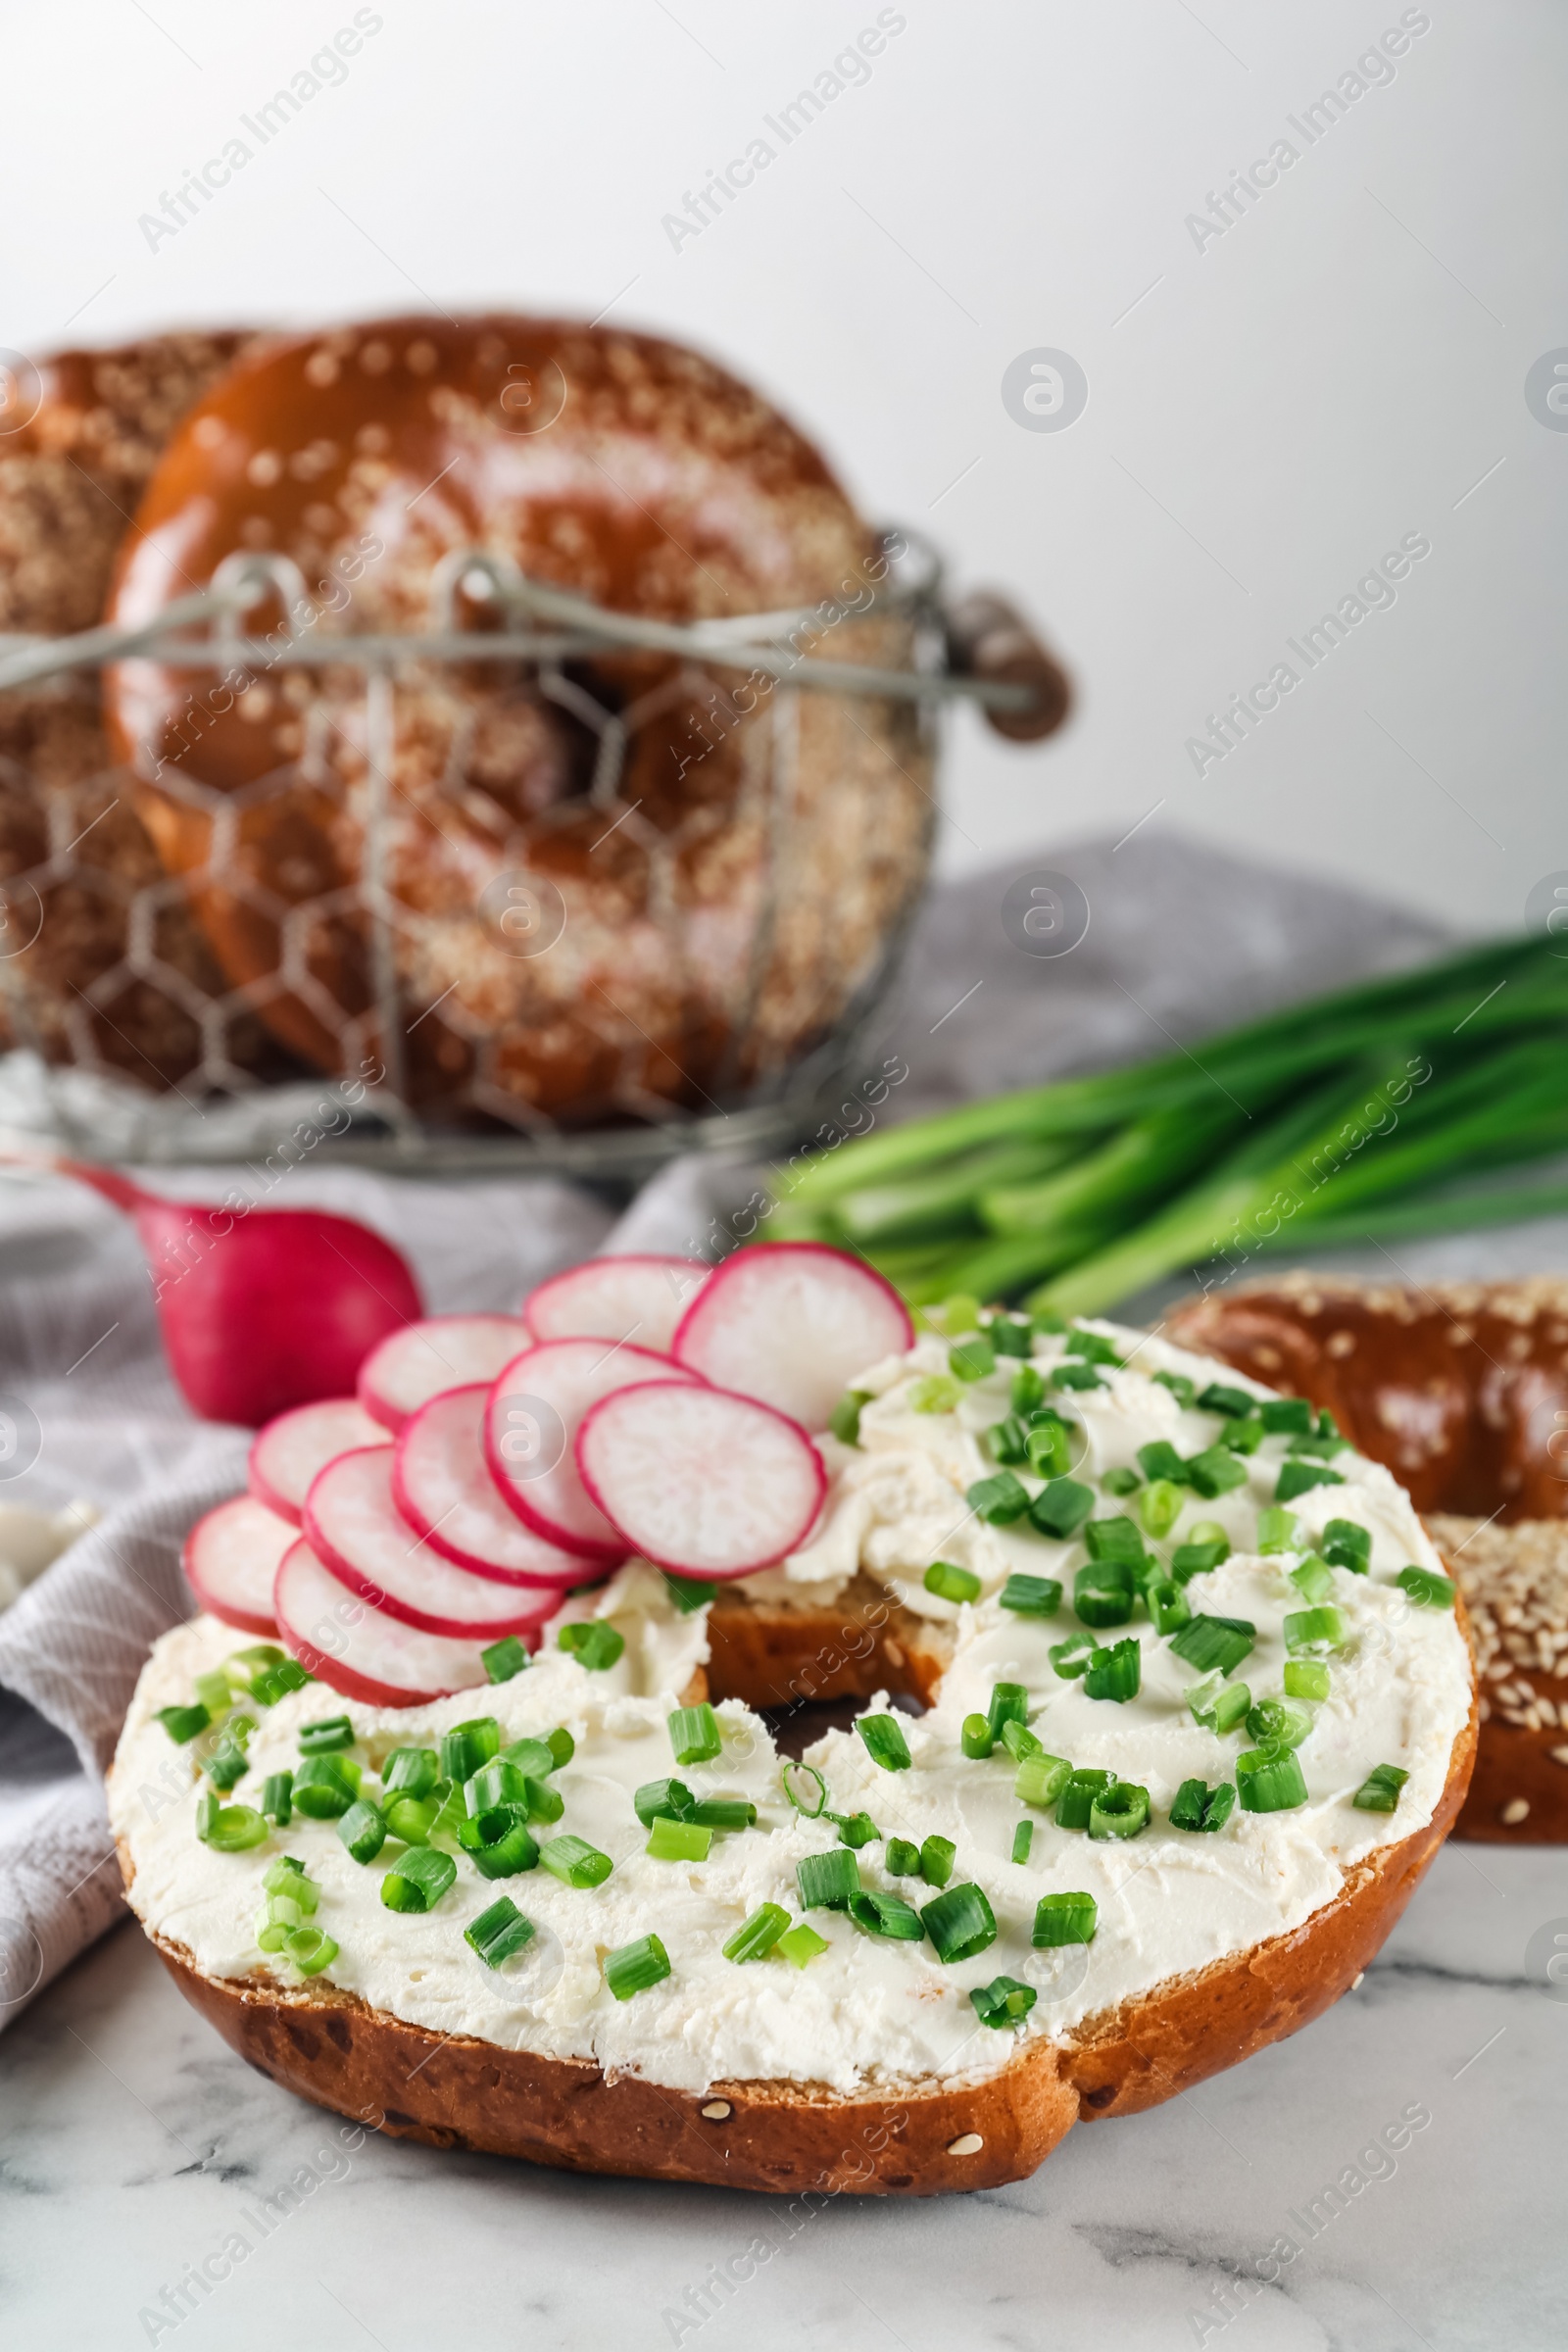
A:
182;1494;293;1635
671;1242;913;1433
523;1254;708;1353
394;1385;591;1590
248;1397;389;1527
576;1382;826;1579
274;1538;490;1706
358;1313;529;1432
303;1447;556;1640
485;1339;703;1562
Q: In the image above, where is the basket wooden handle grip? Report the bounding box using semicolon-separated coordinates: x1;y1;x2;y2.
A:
944;591;1071;743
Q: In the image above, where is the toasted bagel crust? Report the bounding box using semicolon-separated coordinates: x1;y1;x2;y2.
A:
122;1690;1473;2196
1168;1274;1568;1839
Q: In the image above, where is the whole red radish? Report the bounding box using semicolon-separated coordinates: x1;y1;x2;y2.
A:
51;1159;422;1427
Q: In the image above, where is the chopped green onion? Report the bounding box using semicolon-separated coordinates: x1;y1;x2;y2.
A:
1146;1580;1192;1636
972;1972;1038;2029
829;1390;871;1445
1245;1698;1312;1752
1049;1632;1097;1679
251;1659;311;1706
1084;1515;1148;1568
202;1802;269;1851
193;1670;232;1718
1074;1563;1135;1629
798;1847;860;1910
1011;1820;1034;1864
1290;1553;1335;1603
986;1413;1033;1466
384;1793;438;1844
465;1760;531;1816
1221;1414;1265;1455
1255;1506;1302;1554
1260;1397;1314;1435
380;1846;458;1912
987;1683;1030;1740
941;1294;982;1331
1199;1382;1256;1418
991;1315;1034;1357
1187;1674;1251;1735
1184;1445;1250;1498
1010;1362;1047;1412
260;1772;293;1825
858;1713;911;1772
440;1719;501;1783
1137;1440;1189;1487
949;1334;997;1383
1170;1614;1256;1677
545;1728;575;1770
1396;1564;1456;1608
204;1740;249;1791
1029;1476;1096;1539
920;1882;998;1963
723;1902;791;1962
967;1470;1031;1525
908;1372;963;1413
466;1894;537;1967
1083;1635;1143;1701
225;1643;287;1687
1236;1748;1309;1811
668;1703;721;1766
495;1738;552;1782
1054;1768;1114;1831
158;1703;210;1744
885;1838;920;1876
782;1759;828;1816
458;1805;540;1878
482;1635;529;1683
606;1933;671;2001
924;1559;981;1605
1033;1891;1098;1947
291;1754;361;1819
1353;1762;1410;1812
299;1716;354;1754
1102;1466;1143;1496
647;1816;712;1862
777;1923;830;1968
285;1927;338;1977
834;1810;880;1849
1015;1751;1071;1809
1024;1418;1074;1479
1169;1778;1235;1833
1276;1459;1345;1502
337;1799;386;1864
1068;1328;1123;1366
1322;1519;1372;1573
1089;1781;1151;1839
382;1744;439;1799
960;1713;995;1758
662;1571;718;1614
1285;1605;1348;1655
1053;1360;1104;1392
919;1834;956;1886
999;1717;1042;1763
539;1834;613;1888
1140;1478;1185;1538
999;1572;1062;1618
559;1620;626;1672
690;1797;757;1833
263;1855;315;1900
1153;1369;1198;1406
848;1888;926;1940
1284;1659;1331;1701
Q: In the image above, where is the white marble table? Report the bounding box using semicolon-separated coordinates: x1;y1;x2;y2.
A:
4;1839;1564;2352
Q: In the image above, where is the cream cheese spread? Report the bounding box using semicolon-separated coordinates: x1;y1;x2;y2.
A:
110;1318;1473;2098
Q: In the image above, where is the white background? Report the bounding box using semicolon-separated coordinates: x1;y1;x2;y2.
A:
4;0;1562;930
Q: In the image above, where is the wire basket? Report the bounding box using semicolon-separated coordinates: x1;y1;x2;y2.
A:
0;527;1038;1176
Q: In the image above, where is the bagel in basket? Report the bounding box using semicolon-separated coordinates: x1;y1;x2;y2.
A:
109;1304;1473;2195
100;315;936;1124
0;330;281;1087
1167;1271;1568;1841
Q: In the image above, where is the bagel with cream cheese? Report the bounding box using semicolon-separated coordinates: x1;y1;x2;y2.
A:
110;1309;1474;2193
